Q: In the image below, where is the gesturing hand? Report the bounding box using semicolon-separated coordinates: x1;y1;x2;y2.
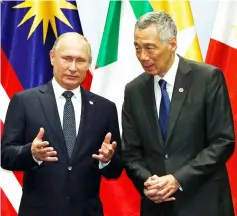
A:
92;132;117;163
31;128;58;162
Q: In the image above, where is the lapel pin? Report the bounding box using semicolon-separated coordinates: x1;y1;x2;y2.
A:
89;101;94;105
179;88;184;92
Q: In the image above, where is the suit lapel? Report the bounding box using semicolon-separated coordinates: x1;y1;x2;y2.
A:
71;87;95;162
142;74;164;151
38;82;68;156
165;57;193;145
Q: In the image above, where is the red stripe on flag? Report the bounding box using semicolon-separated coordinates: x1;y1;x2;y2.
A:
206;39;237;214
100;170;140;216
12;172;24;187
1;189;17;216
1;48;24;99
82;70;93;91
0;120;4;139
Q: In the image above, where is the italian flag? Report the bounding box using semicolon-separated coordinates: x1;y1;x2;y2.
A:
79;0;202;215
206;1;237;214
91;2;151;215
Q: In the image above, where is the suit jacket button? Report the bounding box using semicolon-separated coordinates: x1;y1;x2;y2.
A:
68;166;72;170
165;154;170;160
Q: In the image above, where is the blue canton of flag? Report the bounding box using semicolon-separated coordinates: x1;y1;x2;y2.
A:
1;0;83;90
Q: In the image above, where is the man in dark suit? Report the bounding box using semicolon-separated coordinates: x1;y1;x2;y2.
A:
122;11;235;216
1;32;122;216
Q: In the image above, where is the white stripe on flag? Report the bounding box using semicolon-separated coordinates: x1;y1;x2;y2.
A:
177;26;197;56
0;83;10;123
211;1;237;49
0;168;22;213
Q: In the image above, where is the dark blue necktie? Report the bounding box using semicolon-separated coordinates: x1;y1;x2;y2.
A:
62;91;76;158
158;79;171;142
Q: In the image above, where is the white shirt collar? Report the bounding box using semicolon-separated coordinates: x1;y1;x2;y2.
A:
52;77;81;99
154;54;179;87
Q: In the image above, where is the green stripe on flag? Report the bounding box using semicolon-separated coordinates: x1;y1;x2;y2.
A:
129;0;153;19
96;1;121;68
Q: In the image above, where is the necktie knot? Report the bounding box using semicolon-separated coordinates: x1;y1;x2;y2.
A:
62;91;74;99
159;79;167;90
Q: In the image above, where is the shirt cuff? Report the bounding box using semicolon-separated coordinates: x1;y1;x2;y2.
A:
33;156;42;165
99;160;110;169
175;178;183;191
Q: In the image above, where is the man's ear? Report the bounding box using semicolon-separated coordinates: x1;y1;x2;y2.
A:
49;50;55;66
169;36;177;53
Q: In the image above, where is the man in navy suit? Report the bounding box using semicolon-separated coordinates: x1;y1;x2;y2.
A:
1;32;122;216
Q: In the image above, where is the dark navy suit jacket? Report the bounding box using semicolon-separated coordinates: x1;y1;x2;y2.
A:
1;81;123;216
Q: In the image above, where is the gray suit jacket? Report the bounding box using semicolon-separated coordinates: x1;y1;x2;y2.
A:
122;56;235;216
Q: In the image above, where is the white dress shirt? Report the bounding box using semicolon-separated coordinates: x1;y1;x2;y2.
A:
52;78;81;134
154;54;179;118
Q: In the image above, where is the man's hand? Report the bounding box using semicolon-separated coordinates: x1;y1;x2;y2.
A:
31;128;58;162
144;174;179;203
92;132;116;163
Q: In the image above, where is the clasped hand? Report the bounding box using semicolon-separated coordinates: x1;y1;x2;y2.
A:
144;174;179;203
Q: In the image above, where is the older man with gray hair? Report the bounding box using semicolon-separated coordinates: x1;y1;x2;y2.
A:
122;11;235;216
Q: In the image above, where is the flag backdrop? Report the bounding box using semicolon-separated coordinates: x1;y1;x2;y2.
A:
205;1;237;214
1;1;91;215
1;1;236;216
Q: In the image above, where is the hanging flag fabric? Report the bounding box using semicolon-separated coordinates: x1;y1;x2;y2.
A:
206;1;237;214
1;1;89;215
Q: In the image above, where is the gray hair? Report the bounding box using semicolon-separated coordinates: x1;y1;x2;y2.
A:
135;12;177;44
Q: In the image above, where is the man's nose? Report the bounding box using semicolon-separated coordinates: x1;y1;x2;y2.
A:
69;61;77;71
139;50;149;61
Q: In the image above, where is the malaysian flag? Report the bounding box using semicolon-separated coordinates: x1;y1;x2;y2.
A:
1;1;90;215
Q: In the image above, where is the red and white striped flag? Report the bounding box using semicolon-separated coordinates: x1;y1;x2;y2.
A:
206;1;237;214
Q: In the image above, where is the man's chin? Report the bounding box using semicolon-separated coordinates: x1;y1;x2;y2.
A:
144;69;157;75
63;81;81;90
